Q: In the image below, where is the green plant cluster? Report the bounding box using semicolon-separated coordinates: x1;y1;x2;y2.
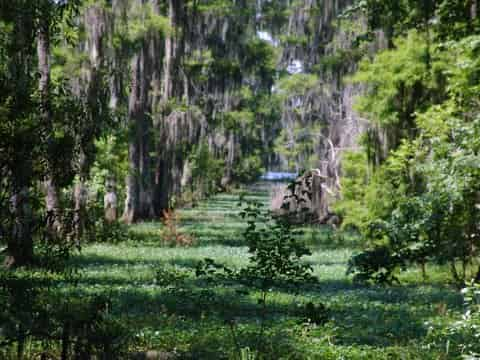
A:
425;281;480;358
0;269;135;359
195;198;319;356
336;3;480;288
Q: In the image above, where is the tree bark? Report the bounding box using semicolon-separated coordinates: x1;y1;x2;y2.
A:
38;15;62;234
104;178;118;223
123;38;155;223
162;0;176;103
4;189;33;268
153;0;184;215
74;4;106;237
74;151;89;241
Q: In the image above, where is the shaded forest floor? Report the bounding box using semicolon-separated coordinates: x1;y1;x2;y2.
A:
70;182;462;359
1;183;464;359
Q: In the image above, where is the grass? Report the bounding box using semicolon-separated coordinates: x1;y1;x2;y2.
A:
0;183;468;359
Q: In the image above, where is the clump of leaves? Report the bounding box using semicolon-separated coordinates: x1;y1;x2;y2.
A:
425;281;480;357
196;199;318;356
197;199;316;294
238;199;317;293
301;301;329;325
161;209;194;247
155;266;190;287
94;219;130;244
0;271;135;359
347;245;404;285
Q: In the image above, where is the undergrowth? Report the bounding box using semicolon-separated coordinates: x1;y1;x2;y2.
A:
0;185;470;359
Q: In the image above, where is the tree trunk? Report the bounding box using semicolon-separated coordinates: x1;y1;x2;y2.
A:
221;132;235;187
38;16;62;234
162;0;176;103
475;265;480;283
104;180;118;223
123;37;155;223
74;150;89;242
4;189;33;268
45;178;61;233
450;261;463;287
152;0;178;216
154;0;185;217
74;4;107;238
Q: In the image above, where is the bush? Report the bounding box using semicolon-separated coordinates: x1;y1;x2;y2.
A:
347;246;405;285
189;142;225;196
0;271;135;359
155;266;190;287
94;218;130;244
232;154;264;184
195;199;319;358
425;281;480;358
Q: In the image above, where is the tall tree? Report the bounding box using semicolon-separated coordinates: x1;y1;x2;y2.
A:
123;0;164;223
37;1;63;234
74;3;108;238
1;2;44;267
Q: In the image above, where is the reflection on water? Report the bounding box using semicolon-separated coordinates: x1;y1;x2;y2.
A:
260;171;297;181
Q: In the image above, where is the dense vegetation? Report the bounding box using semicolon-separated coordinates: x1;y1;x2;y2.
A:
1;0;480;358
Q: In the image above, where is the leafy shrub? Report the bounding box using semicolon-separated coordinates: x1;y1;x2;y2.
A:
195;199;318;357
301;301;329;325
189;142;225;196
155;266;190;287
425;281;480;358
238;199;317;292
94;218;130;244
0;271;135;359
232;154;264;184
347;246;405;285
197;199;316;294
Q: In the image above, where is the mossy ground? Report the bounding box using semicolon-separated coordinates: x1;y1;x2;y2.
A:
1;183;463;359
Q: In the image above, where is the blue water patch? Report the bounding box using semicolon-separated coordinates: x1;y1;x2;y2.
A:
260;171;298;181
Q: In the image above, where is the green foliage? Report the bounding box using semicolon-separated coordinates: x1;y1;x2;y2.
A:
243;38;277;82
195;0;235;15
195;197;317;357
347;246;404;285
90;134;128;200
425;281;480;358
155;266;190;287
280;34;308;48
94;219;130;244
277;73;319;99
334;149;406;234
232;153;264;184
333;151;369;230
362;0;480;41
0;270;135;359
274;124;323;171
126;2;169;45
196;196;317;302
341;26;480;284
197;199;316;294
351;31;434;128
237;200;316;291
257;1;289;31
0;0;116;266
224;109;255;131
189;142;225;195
